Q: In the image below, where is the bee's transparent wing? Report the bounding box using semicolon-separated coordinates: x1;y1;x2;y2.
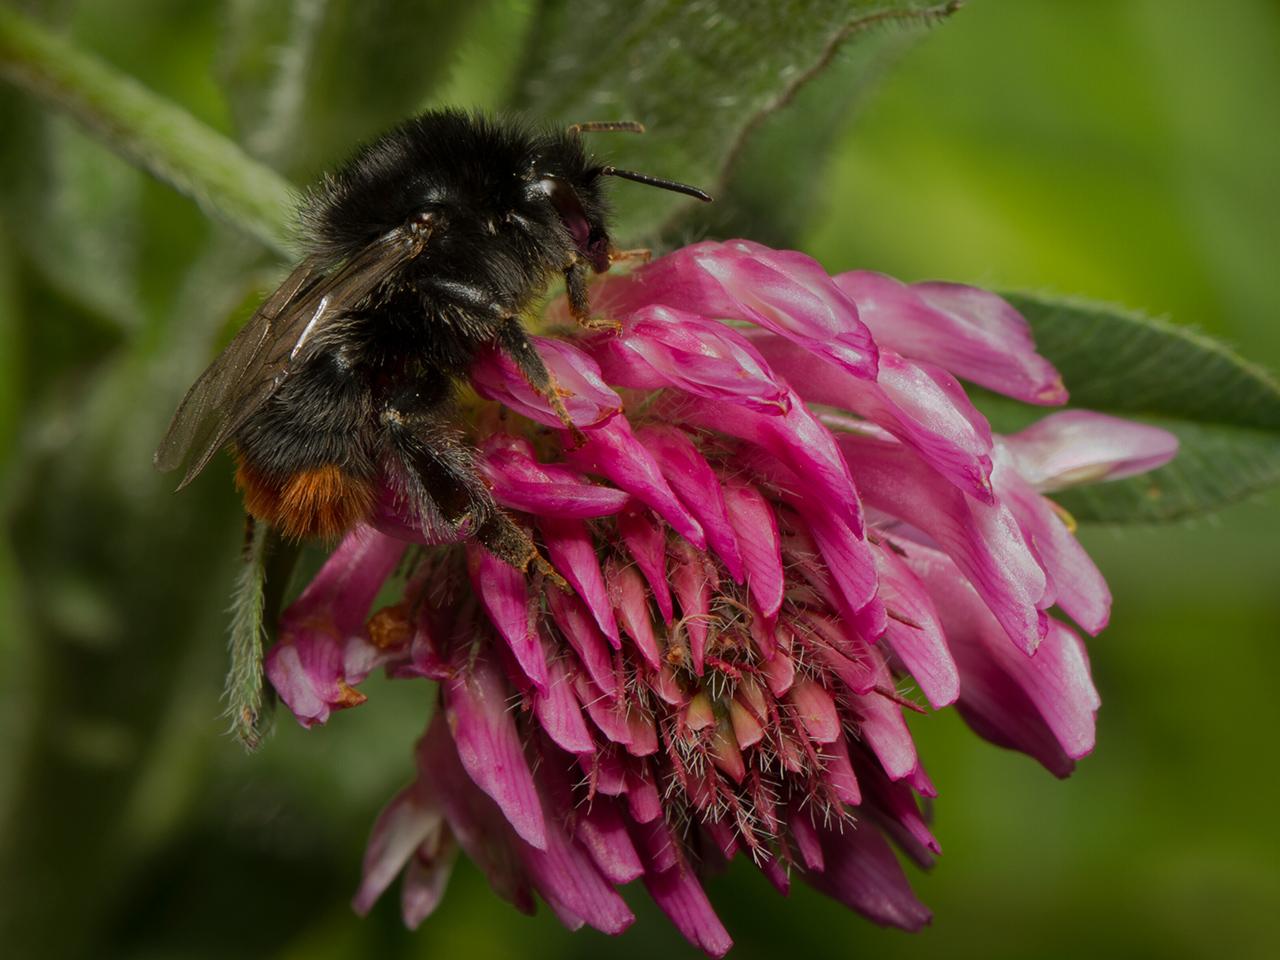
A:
154;227;424;489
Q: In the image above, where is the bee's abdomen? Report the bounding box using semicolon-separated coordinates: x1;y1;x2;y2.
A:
235;451;376;541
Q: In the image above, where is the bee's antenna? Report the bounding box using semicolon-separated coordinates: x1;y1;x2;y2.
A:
598;166;713;203
568;121;646;135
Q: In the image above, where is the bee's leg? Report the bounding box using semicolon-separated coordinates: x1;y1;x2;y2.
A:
380;399;563;584
564;258;620;333
494;317;587;446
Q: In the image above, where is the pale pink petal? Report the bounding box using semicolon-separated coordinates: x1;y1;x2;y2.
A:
1002;409;1179;492
400;839;457;929
575;799;645;885
836;271;1066;404
444;654;547;849
638;425;745;581
851;691;919;782
790;679;842;744
824;735;863;806
604;556;663;670
352;781;442;916
670;539;717;675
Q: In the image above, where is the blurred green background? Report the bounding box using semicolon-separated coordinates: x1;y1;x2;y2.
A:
1;1;1277;958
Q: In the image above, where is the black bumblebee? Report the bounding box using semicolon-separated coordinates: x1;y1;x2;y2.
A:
155;109;709;571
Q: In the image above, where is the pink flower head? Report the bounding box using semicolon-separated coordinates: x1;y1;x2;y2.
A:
266;240;1176;954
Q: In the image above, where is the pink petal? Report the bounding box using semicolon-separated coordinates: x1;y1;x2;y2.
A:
906;545;1100;775
992;446;1111;634
565;416;705;548
871;540;960;708
590;305;790;413
616;503;674;623
470;337;621;428
633;819;733;958
468;545;550;692
605;556;663;670
835;271;1066;405
532;656;595;755
721;481;785;620
670;539;717;675
751;332;995;502
400;838;456;929
851;691;919;781
823;735;863;806
638;425;745;581
667;391;865;537
837;430;1048;655
540;517;621;648
547;588;619;698
444;653;547;849
575;798;645;885
790;679;842;744
1002;410;1179;492
480;435;629;518
808;824;931;931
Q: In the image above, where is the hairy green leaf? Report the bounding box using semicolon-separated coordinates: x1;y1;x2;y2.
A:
996;293;1280;522
221;0;492;179
514;0;961;241
0;5;296;257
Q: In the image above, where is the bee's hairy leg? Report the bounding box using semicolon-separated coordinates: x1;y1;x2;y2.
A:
494;317;588;447
380;398;561;582
564;259;620;333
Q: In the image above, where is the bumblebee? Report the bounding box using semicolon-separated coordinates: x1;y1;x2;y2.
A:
155;109;709;571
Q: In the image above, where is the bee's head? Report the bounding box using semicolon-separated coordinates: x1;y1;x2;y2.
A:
529;124;711;273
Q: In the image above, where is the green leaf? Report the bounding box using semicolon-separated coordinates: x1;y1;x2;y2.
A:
513;0;962;241
220;0;492;179
0;5;297;257
995;293;1280;523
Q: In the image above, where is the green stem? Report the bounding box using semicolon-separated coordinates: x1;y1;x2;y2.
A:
0;5;297;258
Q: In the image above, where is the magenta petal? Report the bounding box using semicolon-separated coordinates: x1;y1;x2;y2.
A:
907;545;1100;775
618;504;674;623
835;271;1066;405
872;541;960;708
516;809;635;935
606;557;663;671
638;425;746;581
808;825;931;931
837;431;1048;654
532;656;595;755
1002;409;1179;492
576;799;645;885
470;337;622;428
803;508;880;617
352;781;442;916
670;539;717;675
590;305;790;413
480;435;629;518
720;481;785;620
751;332;995;502
789;811;825;871
444;654;548;849
547;589;619;698
418;715;535;913
790;678;842;744
468;545;550;692
852;691;919;781
566;416;705;548
669;391;865;536
633;819;733;957
823;736;863;806
690;240;879;381
540;516;622;648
